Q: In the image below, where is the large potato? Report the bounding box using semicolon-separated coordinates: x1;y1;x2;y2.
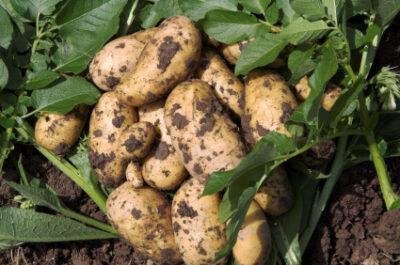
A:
196;48;244;116
172;178;227;265
233;201;272;265
164;80;246;183
88;92;138;187
139;100;187;190
89;28;156;91
116;16;202;107
241;69;298;145
254;167;294;216
107;182;182;264
35;105;89;155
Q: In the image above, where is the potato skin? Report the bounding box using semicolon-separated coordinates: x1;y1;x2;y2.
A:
196;48;244;116
116;16;202;107
139;100;187;190
89;28;156;91
242;69;298;145
233;201;272;265
126;161;144;188
107;182;182;264
254;167;294;216
172;178;227;265
35;105;89;155
164;80;246;183
88;92;138;187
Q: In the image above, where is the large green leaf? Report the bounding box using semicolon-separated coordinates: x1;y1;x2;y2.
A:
26;70;59;90
376;0;400;26
238;0;270;15
0;6;13;49
287;44;317;83
141;0;182;28
179;0;237;21
290;0;326;21
202;10;264;44
235;33;287;75
276;0;298;25
0;207;116;243
53;0;127;73
31;77;100;114
0;59;9;90
10;0;62;21
280;18;332;45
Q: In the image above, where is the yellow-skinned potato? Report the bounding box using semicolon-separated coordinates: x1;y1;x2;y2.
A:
139;100;187;190
242;69;298;145
164;80;246;183
254;167;294;216
172;178;227;265
294;76;342;112
116;16;202;107
89;28;156;91
88;92;138;187
126;161;144;188
107;182;182;264
196;48;244;116
35;105;89;155
233;201;272;265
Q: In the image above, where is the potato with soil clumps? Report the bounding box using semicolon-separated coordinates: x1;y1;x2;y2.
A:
107;182;182;264
233;201;272;265
254;167;294;216
172;178;227;265
196;48;244;116
241;69;298;145
89;28;156;91
139;100;187;190
126;161;144;188
35;105;89;155
164;80;246;183
116;16;202;107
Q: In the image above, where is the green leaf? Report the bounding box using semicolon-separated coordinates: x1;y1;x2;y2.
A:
287;44;317;83
31;77;100;114
322;0;345;25
290;0;326;21
270;219;302;265
0;207;116;243
179;0;237;21
276;0;298;25
235;33;287;75
202;10;264;44
141;0;182;28
238;0;270;15
375;0;400;27
279;18;332;45
0;59;9;90
25;70;59;90
265;1;280;24
0;6;13;49
347;27;365;49
53;0;128;73
348;0;371;14
68;141;97;184
10;0;62;21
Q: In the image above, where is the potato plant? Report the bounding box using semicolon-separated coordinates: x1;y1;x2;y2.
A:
0;1;399;265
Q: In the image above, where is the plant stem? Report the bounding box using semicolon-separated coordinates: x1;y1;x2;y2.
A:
60;208;117;235
0;127;13;175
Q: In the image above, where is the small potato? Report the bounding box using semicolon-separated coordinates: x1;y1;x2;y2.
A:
116;16;202;107
35;105;89;155
196;48;244;116
164;80;246;183
88;92;138;187
233;201;272;265
89;28;156;91
254;167;294;216
118;121;156;160
139;100;187;190
242;69;298;145
294;76;342;112
172;178;227;265
126;161;144;188
107;182;182;264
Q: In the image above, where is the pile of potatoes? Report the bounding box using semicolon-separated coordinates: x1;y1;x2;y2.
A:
34;15;341;265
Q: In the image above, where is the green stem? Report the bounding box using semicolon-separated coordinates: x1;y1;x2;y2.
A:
60;208;117;235
0;127;13;174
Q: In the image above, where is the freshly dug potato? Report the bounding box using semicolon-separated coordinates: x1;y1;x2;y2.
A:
172;178;227;265
116;16;202;107
164;80;246;183
35;105;89;155
294;76;342;112
139;100;187;190
107;182;182;264
126;161;144;188
233;201;272;265
196;48;244;116
242;69;298;145
89;28;156;91
254;167;294;216
88;92;138;187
